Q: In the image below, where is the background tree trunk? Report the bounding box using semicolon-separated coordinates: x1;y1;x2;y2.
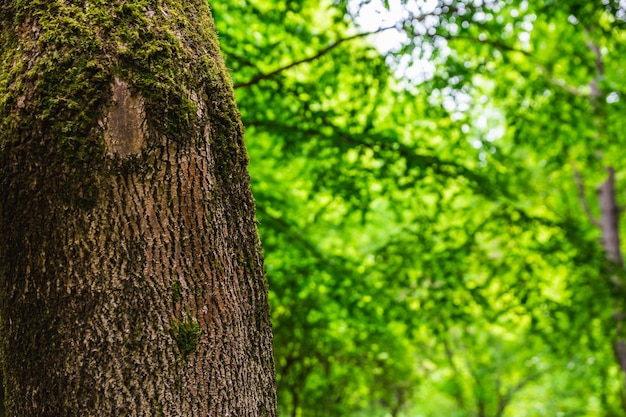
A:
0;1;277;416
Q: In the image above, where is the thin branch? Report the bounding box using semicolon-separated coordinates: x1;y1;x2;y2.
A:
571;160;602;227
495;370;546;417
585;27;605;100
232;5;460;90
233;25;396;89
541;71;587;96
435;33;533;57
442;337;466;410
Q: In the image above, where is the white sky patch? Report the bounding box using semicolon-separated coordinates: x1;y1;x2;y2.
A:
348;0;410;54
348;0;440;83
607;92;620;104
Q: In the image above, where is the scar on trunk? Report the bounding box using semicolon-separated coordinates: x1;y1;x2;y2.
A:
103;77;145;157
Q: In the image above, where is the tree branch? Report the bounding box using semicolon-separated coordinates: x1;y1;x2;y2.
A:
571;161;601;228
233;26;396;89
585;27;605;100
495;370;545;417
442;335;467;409
434;33;533;57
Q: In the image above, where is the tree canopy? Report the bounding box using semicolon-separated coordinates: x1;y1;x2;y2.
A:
211;1;626;415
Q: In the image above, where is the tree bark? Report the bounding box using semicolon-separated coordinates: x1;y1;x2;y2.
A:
598;168;626;404
584;29;626;406
598;167;623;267
0;1;277;416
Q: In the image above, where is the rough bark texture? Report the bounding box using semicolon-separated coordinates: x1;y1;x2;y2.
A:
0;1;277;416
598;168;623;267
597;168;626;403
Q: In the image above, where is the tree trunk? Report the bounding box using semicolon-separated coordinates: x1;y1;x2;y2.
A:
585;31;626;407
0;1;277;416
598;168;623;267
597;169;626;405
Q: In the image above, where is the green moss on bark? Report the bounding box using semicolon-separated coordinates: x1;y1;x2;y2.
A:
0;0;247;211
170;314;201;359
171;281;183;303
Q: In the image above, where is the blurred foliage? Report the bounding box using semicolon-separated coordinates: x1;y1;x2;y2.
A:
211;0;626;416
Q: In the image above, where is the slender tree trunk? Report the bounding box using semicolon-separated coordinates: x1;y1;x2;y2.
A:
0;1;277;416
598;168;623;267
598;169;626;405
585;29;626;407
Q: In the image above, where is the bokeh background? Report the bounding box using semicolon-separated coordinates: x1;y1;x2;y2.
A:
212;1;626;415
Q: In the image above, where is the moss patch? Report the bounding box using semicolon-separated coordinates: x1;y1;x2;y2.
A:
170;281;182;303
1;0;248;212
170;313;201;359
